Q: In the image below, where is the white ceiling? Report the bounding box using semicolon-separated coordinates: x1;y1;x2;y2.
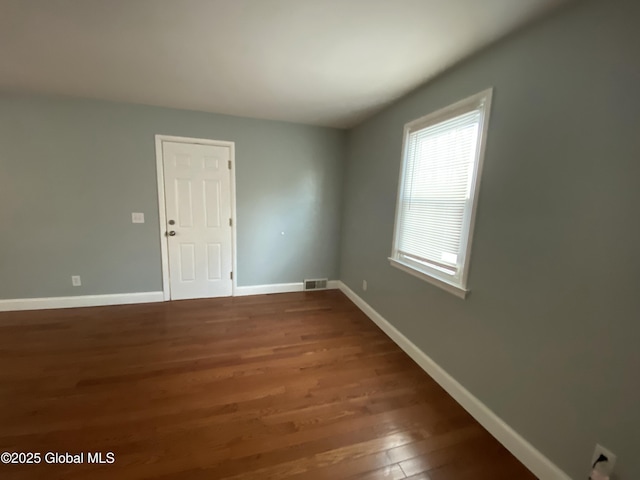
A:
0;0;571;128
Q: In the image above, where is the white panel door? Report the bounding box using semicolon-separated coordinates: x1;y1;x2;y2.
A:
162;141;233;300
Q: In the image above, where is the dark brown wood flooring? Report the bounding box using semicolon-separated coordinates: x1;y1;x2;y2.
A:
0;290;535;479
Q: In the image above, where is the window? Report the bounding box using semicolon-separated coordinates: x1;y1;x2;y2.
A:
390;89;492;298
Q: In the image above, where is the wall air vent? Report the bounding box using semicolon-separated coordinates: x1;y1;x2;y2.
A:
303;278;328;291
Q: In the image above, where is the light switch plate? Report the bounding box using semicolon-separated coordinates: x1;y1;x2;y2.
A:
132;212;145;223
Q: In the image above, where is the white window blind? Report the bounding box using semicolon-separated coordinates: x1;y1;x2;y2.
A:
390;90;492;297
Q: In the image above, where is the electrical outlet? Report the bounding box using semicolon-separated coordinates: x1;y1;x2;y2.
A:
591;444;616;477
71;275;81;287
362;280;367;291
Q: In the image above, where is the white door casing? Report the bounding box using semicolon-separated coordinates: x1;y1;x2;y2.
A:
156;136;235;300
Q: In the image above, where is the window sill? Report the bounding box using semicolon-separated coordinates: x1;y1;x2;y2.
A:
388;258;469;299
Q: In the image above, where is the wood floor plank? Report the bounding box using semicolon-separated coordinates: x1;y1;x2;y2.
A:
0;290;535;479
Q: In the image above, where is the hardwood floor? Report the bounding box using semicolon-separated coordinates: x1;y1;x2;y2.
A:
0;290;535;479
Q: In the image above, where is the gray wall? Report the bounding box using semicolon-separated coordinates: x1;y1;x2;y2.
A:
0;95;345;298
339;0;640;478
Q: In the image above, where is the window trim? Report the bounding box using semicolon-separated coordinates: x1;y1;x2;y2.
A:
389;88;493;299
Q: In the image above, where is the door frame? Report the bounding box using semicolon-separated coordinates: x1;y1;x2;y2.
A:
154;134;238;300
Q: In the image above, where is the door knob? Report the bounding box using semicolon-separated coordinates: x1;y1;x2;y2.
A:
168;231;176;236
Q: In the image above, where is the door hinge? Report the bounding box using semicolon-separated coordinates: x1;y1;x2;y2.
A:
230;271;233;280
229;218;232;227
228;160;232;170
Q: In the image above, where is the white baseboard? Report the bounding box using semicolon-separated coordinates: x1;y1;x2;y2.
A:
0;281;343;311
337;281;570;480
0;291;164;312
234;280;340;297
234;282;303;296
